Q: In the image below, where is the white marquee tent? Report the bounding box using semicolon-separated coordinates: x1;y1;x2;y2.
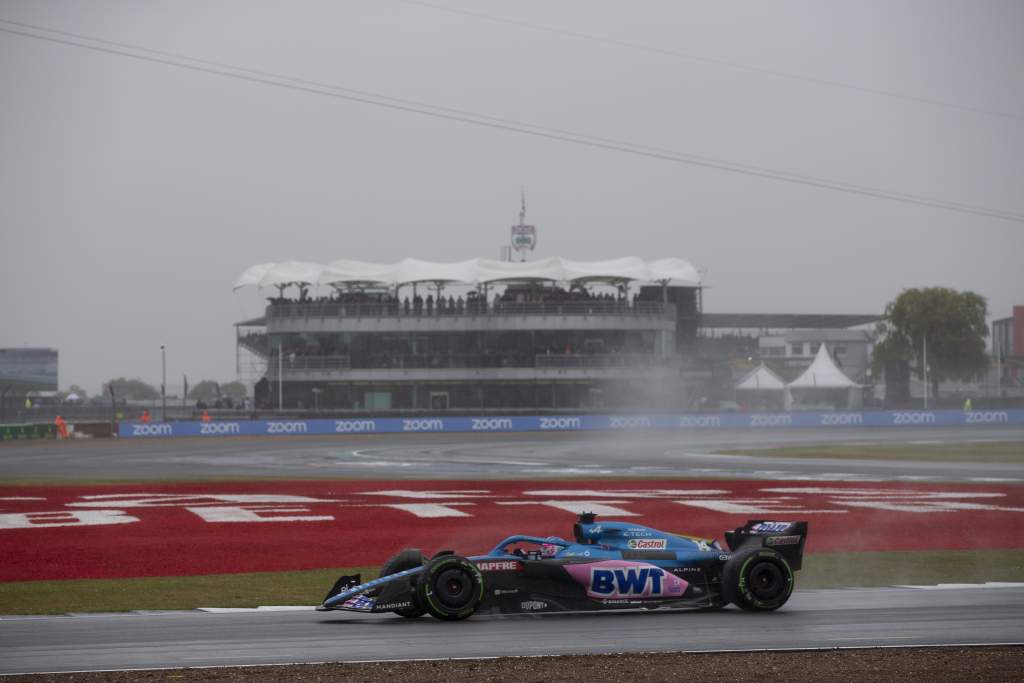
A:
735;364;788;411
736;364;787;391
787;344;862;409
788;344;859;389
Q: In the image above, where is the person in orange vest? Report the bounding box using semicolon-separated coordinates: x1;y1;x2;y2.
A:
201;409;212;423
140;409;151;424
54;415;69;440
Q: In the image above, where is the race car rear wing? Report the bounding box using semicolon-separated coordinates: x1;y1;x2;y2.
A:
725;520;808;571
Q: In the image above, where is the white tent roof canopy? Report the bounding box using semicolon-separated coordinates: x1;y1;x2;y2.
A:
239;261;325;290
233;257;702;290
735;364;787;391
787;343;860;389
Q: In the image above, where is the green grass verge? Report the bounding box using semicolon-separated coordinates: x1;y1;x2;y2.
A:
0;566;374;615
2;549;1023;615
718;440;1024;463
798;548;1024;588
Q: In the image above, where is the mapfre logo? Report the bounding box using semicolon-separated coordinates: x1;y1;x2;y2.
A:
475;560;523;572
627;538;667;550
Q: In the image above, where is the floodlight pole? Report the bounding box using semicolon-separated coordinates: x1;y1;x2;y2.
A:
922;334;928;409
160;344;167;422
278;343;283;411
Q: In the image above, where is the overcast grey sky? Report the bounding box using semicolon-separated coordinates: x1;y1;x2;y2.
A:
1;0;1022;394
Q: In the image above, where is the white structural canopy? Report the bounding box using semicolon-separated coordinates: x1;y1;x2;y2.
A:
234;257;701;290
787;344;859;389
735;364;787;391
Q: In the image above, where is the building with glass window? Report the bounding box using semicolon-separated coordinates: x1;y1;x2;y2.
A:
756;329;873;381
234;257;703;412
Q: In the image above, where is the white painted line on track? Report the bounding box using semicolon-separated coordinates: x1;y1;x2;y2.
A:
190;583;1024;612
832;636;917;641
898;582;1024;590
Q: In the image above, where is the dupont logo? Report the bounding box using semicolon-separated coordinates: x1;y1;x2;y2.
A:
475;560;523;572
627;538;667;550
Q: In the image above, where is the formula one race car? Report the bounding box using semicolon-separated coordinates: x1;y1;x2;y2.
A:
318;514;808;620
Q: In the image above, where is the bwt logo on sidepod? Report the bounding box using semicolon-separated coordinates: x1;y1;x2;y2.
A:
565;561;688;599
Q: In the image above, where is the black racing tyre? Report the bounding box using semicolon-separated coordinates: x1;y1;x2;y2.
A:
415;554;485;621
378;548;427;618
722;546;794;611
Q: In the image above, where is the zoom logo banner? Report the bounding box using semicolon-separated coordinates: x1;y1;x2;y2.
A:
117;410;1024;437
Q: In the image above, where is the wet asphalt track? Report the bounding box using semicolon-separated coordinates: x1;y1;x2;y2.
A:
1;426;1022;482
1;585;1022;674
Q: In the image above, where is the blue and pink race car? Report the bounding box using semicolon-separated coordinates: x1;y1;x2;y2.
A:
319;513;808;620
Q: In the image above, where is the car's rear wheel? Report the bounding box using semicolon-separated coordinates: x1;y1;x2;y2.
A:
722;547;794;611
378;548;427;618
415;555;484;621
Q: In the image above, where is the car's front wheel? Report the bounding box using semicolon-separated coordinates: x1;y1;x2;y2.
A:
722;546;794;611
415;555;484;621
378;548;427;618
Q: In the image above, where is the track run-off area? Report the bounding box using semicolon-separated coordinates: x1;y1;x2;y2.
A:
1;479;1023;580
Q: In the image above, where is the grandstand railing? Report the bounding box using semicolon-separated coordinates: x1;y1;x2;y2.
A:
534;353;663;368
266;353;670;375
266;300;673;320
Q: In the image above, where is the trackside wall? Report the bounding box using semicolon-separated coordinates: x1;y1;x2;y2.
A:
117;409;1024;437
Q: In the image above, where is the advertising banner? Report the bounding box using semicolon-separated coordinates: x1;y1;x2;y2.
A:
118;409;1024;438
0;423;57;441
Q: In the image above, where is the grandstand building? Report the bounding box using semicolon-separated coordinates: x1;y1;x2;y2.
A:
233;257;703;412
